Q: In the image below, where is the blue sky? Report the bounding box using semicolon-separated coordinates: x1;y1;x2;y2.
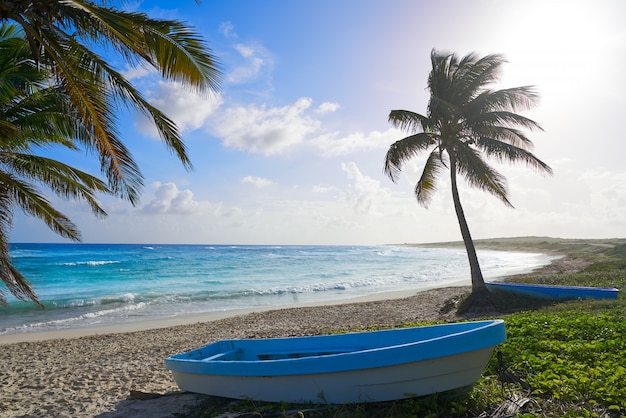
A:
11;0;626;245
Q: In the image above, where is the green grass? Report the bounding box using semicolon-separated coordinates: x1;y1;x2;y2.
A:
182;243;626;417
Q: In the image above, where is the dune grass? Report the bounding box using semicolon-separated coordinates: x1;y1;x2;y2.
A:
183;240;626;417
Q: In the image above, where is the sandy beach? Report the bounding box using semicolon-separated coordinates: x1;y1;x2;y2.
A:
1;286;472;417
0;242;592;417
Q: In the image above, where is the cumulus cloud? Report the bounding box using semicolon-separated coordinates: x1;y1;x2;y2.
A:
341;162;391;214
141;182;220;215
211;97;320;155
136;81;223;137
241;176;273;187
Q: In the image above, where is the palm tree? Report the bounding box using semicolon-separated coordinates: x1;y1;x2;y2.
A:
0;23;111;306
384;50;552;311
0;0;221;203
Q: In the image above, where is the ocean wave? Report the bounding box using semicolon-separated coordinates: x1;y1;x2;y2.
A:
0;302;148;335
30;293;140;310
58;260;121;266
249;277;395;296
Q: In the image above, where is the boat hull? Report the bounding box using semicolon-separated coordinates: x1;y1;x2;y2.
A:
486;282;619;300
165;320;505;403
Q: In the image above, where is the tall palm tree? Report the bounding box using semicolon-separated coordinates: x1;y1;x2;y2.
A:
384;50;552;311
0;0;221;203
0;23;111;306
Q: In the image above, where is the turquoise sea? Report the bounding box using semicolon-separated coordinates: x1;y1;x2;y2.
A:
1;243;553;336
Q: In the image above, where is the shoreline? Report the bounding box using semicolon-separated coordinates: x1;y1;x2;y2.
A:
0;278;471;344
1;285;475;418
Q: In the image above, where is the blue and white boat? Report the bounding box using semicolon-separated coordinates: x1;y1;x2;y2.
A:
165;319;506;403
486;281;619;300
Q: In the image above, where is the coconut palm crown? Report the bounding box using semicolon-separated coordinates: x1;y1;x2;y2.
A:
384;50;552;310
0;0;221;204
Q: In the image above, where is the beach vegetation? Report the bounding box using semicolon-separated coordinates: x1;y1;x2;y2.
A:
383;50;552;313
0;1;221;305
0;24;110;306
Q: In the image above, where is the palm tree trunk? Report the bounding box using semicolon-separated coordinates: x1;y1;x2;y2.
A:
449;156;487;292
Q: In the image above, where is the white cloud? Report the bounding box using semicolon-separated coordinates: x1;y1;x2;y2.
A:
219;21;237;39
227;42;273;84
136;81;223;137
312;128;402;157
212;97;319;155
241;176;273;188
313;185;333;193
121;63;157;80
315;102;340;114
341;162;391;215
210;99;402;158
141;182;220;215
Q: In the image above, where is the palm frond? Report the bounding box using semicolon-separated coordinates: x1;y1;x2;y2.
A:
0;214;41;306
472;125;534;149
17;25;144;203
430;50;505;107
474;137;553;175
2;88;83;150
388;110;431;132
458;53;505;97
0;172;82;240
384;132;436;182
415;150;447;207
467;111;543;133
0;151;110;217
454;144;513;207
54;1;221;91
59;25;192;172
468;86;541;116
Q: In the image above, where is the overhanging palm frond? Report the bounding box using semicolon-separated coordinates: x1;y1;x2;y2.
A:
0;191;40;306
62;1;221;91
24;28;144;203
0;152;110;217
0;172;82;240
0;228;41;306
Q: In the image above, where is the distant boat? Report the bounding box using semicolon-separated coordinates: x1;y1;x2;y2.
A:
165;319;506;403
486;281;619;300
